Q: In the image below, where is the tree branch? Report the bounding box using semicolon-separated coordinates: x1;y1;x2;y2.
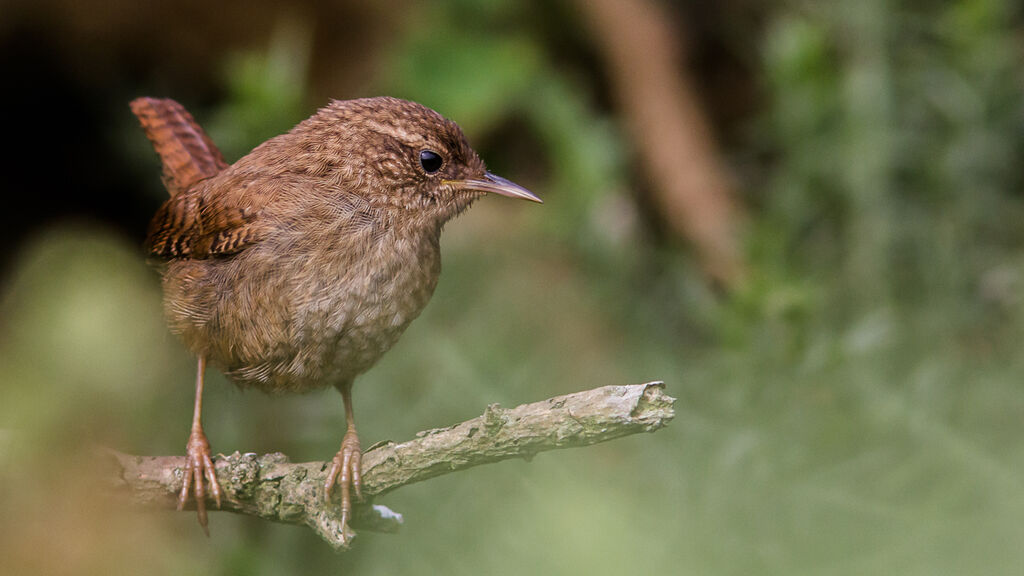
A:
101;382;674;550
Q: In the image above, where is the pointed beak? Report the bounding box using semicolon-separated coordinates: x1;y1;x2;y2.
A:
448;172;543;203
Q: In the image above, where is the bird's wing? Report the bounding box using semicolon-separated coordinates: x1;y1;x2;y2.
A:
145;179;272;259
130;97;228;196
133;97;271;260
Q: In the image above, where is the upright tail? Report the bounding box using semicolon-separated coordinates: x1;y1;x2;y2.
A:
130;97;228;196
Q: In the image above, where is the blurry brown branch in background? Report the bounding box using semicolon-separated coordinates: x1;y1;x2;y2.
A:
102;382;675;550
574;0;748;289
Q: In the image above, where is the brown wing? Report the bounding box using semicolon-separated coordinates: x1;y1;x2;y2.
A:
133;97;268;260
145;186;267;259
130;97;228;196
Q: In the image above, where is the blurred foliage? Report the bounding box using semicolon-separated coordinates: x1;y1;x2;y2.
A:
2;0;1024;574
380;1;628;253
206;15;313;160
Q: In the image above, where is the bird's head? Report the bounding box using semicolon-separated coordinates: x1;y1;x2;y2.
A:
290;97;540;225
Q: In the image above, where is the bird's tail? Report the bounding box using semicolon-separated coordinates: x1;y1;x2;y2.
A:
130;97;228;196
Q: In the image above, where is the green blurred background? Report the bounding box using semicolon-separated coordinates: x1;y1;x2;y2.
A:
2;0;1023;574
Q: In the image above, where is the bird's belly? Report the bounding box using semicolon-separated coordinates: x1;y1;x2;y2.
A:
164;236;441;394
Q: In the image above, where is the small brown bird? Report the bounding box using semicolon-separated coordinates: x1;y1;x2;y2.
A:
130;96;540;541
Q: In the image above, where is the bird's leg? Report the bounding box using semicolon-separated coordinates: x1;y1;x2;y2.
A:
178;355;222;535
325;380;362;538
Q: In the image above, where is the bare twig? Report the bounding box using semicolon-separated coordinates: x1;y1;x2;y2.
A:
102;382;674;550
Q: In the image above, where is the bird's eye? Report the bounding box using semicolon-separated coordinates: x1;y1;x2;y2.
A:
419;150;443;174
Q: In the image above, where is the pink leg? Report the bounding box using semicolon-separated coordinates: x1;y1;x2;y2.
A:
177;355;222;535
324;380;362;539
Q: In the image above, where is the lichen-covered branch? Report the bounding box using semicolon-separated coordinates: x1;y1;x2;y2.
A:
103;382;674;550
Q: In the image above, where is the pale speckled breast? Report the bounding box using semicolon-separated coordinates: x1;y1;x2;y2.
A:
161;221;442;394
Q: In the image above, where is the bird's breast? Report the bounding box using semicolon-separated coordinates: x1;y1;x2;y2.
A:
191;224;443;393
299;232;442;377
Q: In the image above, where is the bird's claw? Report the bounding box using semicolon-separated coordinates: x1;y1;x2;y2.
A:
178;428;222;535
325;429;362;540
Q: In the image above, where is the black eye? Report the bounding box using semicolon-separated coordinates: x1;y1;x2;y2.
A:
419;150;443;173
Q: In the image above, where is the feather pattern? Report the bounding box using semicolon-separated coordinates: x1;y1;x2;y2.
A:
129;97;228;195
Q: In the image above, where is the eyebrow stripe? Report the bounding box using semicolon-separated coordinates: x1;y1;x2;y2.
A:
361;119;431;148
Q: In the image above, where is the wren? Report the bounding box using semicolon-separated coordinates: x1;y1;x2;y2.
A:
130;96;541;541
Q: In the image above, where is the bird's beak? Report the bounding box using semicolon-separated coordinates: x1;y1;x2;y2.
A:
447;172;543;203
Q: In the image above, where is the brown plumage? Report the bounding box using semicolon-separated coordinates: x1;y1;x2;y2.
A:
131;96;540;541
130;98;228;195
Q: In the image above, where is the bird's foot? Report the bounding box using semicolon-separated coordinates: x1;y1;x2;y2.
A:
178;428;222;535
325;428;362;542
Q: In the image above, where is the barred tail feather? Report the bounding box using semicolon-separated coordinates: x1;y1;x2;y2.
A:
130;97;228;196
